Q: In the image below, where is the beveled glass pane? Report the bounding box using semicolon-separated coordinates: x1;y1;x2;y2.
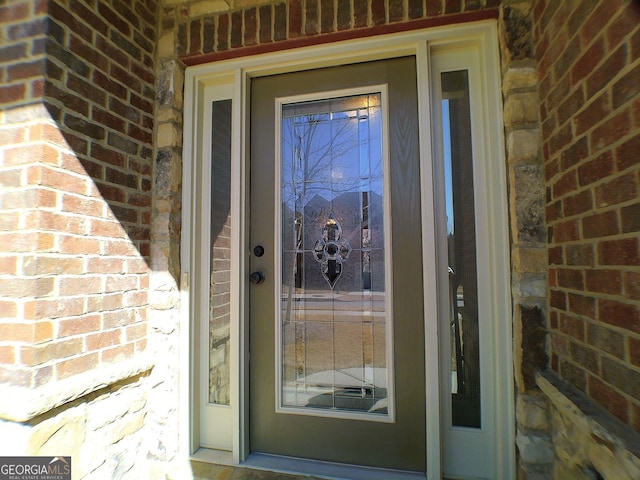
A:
209;99;232;405
442;71;481;428
280;93;390;417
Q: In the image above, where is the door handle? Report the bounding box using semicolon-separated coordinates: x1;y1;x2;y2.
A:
250;271;265;285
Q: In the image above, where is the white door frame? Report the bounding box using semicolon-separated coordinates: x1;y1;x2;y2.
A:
181;20;513;479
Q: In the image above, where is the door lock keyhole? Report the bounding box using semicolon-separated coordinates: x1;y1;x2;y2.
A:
250;271;265;285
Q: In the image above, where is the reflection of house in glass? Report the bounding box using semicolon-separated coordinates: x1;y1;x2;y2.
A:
285;191;384;293
311;213;352;289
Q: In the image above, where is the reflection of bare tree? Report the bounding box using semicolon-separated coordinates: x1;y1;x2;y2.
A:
281;100;382;320
282;113;366;203
282;112;362;320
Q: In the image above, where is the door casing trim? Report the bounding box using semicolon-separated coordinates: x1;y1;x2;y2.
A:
181;20;514;480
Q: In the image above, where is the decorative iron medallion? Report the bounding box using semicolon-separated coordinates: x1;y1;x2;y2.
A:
313;213;352;289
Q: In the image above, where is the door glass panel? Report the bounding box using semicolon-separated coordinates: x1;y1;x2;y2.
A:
441;71;481;428
279;93;391;418
209;99;232;405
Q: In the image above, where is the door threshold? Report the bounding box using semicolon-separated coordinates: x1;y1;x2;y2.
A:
243;453;426;480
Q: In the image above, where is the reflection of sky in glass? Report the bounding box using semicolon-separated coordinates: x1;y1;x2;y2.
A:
281;95;382;211
442;99;454;234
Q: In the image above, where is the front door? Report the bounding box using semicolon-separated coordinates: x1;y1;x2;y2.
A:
249;58;426;472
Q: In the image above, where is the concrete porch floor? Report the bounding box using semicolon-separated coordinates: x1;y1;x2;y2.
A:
188;454;429;480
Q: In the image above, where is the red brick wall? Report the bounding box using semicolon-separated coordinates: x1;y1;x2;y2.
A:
534;0;640;429
171;0;500;64
0;0;156;388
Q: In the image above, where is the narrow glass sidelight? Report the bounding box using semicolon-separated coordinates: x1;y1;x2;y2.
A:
278;92;392;419
441;71;481;428
209;99;232;406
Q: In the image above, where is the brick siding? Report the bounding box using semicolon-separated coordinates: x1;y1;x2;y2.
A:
0;0;156;388
168;0;500;64
534;0;640;430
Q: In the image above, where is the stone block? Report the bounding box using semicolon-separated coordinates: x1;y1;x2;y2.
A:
149;272;179;310
519;305;548;391
157;60;184;110
505;91;540;126
149;307;180;334
169;150;183;192
507;129;541;163
130;396;147;413
157;123;180;148
503;66;538;93
158;31;176;59
150;234;170;263
28;404;86;459
588;441;636;480
157;106;182;124
110;411;146;443
517;432;554;465
501;4;534;62
553;463;599;480
107;434;142;479
77;429;108;477
87;391;132;432
155;148;174;194
155;198;172;214
552;408;587;467
514;163;546;243
517;394;550;431
145;413;179;463
189;0;231;17
512;247;547;274
516;274;547;298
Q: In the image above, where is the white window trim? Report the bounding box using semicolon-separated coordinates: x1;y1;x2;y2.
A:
181;20;513;480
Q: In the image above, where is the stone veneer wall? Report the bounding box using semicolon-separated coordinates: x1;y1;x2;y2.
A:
497;2;551;478
0;0;158;477
530;0;640;478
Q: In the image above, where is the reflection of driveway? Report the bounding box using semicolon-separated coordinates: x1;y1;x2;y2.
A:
281;289;390;414
282;318;387;376
282;290;386;322
303;367;387;389
283;367;388;414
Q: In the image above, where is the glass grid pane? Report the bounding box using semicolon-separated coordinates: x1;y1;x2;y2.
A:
280;93;389;416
